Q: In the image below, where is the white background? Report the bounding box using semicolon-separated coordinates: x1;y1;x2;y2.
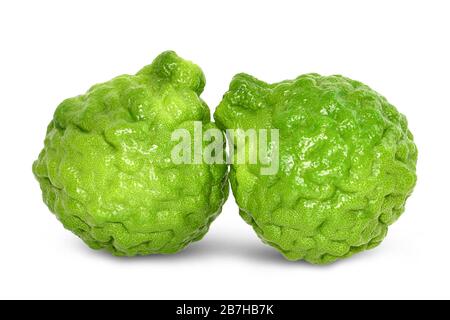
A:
1;0;449;300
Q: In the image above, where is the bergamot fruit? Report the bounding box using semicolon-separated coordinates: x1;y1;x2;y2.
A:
214;73;417;264
33;51;229;256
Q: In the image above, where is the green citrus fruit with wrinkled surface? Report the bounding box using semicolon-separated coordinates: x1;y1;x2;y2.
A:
33;51;229;256
214;73;417;264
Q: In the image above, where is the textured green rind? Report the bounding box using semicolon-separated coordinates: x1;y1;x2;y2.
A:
214;73;417;264
33;51;229;256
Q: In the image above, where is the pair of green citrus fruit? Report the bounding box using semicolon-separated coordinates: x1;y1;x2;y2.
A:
33;51;417;264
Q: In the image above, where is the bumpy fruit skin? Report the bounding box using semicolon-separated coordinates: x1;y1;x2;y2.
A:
33;51;228;256
215;73;417;264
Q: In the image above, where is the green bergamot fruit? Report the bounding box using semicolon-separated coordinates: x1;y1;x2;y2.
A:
33;51;229;256
214;73;417;264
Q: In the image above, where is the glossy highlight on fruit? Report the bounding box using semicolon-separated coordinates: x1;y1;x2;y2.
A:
214;73;417;264
33;51;229;256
